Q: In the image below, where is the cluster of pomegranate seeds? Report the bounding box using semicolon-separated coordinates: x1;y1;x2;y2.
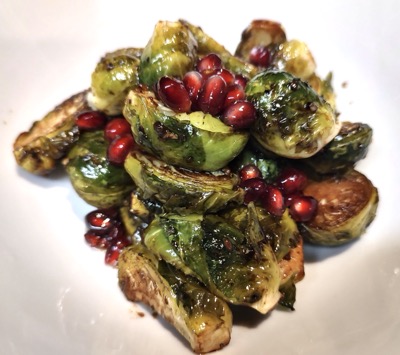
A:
75;111;135;165
156;53;256;130
239;165;317;222
84;207;132;266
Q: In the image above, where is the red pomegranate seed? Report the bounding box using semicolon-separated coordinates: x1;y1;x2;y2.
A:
284;192;303;207
183;71;204;103
104;118;132;142
85;210;115;231
239;164;262;182
76;111;107;131
156;76;192;113
107;134;134;164
84;230;112;249
288;195;318;222
215;69;235;86
262;186;285;217
240;177;268;204
197;75;227;115
249;46;271;67
105;238;132;266
234;74;248;89
277;167;308;195
221;100;257;130
196;53;222;74
224;84;246;108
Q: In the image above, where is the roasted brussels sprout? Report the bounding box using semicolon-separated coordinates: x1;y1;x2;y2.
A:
139;21;197;87
143;214;281;314
179;19;258;78
123;86;249;171
64;130;134;208
124;149;244;214
271;40;316;81
235;19;287;61
88;48;142;115
300;169;379;246
118;244;232;353
246;71;340;158
13;90;89;175
301;121;373;175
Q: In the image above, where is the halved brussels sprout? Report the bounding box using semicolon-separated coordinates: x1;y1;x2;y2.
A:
88;48;142;115
235;19;287;61
13;90;89;175
139;21;197;87
179;19;258;78
118;244;232;353
300;169;379;246
143;213;281;314
123;87;249;171
301;121;373;175
271;40;316;81
246;70;340;158
124;149;244;214
64;130;134;208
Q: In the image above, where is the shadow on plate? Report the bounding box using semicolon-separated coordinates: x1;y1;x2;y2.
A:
303;239;358;263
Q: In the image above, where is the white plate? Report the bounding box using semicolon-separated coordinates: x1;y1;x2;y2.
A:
1;1;399;354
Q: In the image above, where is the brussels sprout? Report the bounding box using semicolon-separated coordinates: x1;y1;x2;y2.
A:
271;40;316;81
124;149;244;214
13;90;89;175
118;244;232;353
139;21;197;87
230;144;280;182
179;19;258;78
123;87;249;171
64;130;134;208
246;71;340;158
88;48;142;115
235;19;287;61
301;121;373;175
307;72;336;110
144;214;281;314
300;169;379;246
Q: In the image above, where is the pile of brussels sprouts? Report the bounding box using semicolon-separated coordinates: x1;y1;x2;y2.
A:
13;19;378;354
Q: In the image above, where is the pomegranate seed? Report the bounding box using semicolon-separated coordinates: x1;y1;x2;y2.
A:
288;195;318;222
240;177;268;204
215;69;235;86
84;230;112;249
234;74;248;89
197;75;227;115
76;111;107;131
85;210;115;231
108;223;127;240
107;134;134;164
221;100;257;130
156;76;192;113
104;118;132;142
249;46;271;67
183;71;204;103
105;245;121;266
277;167;308;195
239;164;262;182
262;186;285;217
196;53;222;74
284;192;303;207
224;84;246;108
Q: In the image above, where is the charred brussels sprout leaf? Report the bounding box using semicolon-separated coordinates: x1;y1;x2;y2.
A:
89;48;142;115
65;130;134;208
246;71;340;158
144;214;281;314
300;169;379;246
307;72;336;111
13;90;89;175
118;244;232;353
123;87;249;171
124;149;244;214
139;21;197;87
301;121;373;174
